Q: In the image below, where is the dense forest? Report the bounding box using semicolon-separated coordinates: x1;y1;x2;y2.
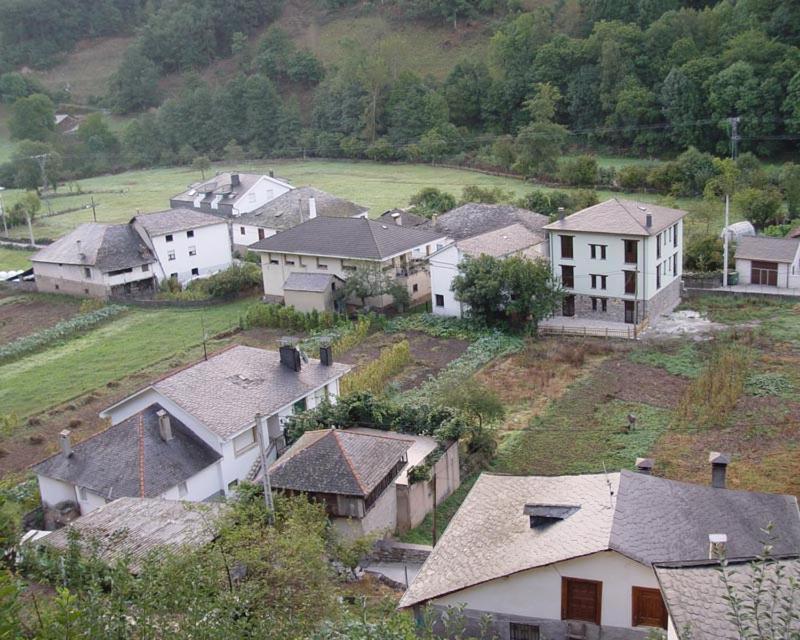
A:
0;0;799;206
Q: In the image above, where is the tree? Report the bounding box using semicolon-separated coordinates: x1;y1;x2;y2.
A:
459;185;513;205
408;187;456;217
443;61;491;128
107;47;161;114
452;254;563;332
192;155;211;180
780;163;800;217
734;187;786;229
337;266;410;311
436;378;504;429
514;83;568;177
10;141;60;191
9;94;55;142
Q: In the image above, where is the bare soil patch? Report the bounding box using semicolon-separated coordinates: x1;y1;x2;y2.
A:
0;294;81;343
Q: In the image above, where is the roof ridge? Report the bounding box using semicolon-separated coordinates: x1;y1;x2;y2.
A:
344;429;416;444
138;413;146;498
333;430;368;494
614;197;651;235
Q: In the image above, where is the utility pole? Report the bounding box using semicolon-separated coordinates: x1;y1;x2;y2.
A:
0;187;6;236
431;469;437;546
255;414;275;525
90;196;97;222
723;116;740;289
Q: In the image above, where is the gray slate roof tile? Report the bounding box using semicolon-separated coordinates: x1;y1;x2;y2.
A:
734;235;800;263
238;186;368;229
543;198;686;236
33;404;221;499
269;429;413;496
455;223;545;258
283;272;343;292
132;208;226;237
250;216;446;260
434;204;549;241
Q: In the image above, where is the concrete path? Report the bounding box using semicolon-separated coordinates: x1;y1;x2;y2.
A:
363;561;424;589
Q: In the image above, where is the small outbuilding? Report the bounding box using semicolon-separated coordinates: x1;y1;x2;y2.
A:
283;272;345;313
734;236;800;288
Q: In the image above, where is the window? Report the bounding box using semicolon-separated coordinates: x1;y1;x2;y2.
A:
590;275;607;290
560;235;574;259
191;268;199;276
270;258;279;265
591;297;607;312
170;273;178;279
318;263;328;270
84;288;89;294
293;398;307;414
227;479;239;492
656;264;661;289
590;244;607;260
510;623;539;640
562;295;575;317
240;226;246;235
632;587;667;629
624;239;638;264
188;245;197;256
187;230;194;238
233;427;256;455
168;250;176;261
656;233;662;259
83;267;91;279
165;234;173;242
673;223;678;247
412;283;419;293
562;577;602;624
561;265;574;288
142;264;149;272
286;259;295;265
177;482;188;498
54;284;59;290
624;270;637;295
435;294;445;307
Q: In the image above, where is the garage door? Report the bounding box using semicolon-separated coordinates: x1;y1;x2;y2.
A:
751;261;778;286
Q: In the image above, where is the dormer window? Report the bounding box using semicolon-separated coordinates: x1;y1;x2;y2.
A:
523;504;580;529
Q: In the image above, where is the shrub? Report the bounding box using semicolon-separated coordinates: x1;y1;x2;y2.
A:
340;340;411;395
557;155;598;186
516;189;573;217
204;263;262;298
745;373;793;397
617;165;650;190
684;235;727;272
677;346;748;428
734;187;785;229
245;303;341;333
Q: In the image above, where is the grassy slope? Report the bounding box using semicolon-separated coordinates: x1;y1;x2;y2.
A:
0;247;33;270
0;297;252;417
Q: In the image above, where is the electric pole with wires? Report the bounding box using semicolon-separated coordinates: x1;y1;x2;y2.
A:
722;117;740;289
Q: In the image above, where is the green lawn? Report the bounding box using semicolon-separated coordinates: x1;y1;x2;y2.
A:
3;159;714;241
0;247;33;271
0;298;253;417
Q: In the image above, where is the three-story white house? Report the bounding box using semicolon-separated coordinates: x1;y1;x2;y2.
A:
543;199;687;325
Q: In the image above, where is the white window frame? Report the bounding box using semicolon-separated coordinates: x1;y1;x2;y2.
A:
233;426;257;456
168;250;176;261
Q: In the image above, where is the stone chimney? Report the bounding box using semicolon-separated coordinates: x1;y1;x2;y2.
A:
391;211;402;226
269;170;275;178
709;451;730;488
59;429;72;457
709;533;727;559
157;409;173;442
231;173;240;187
279;338;302;372
319;344;333;366
646;213;653;228
308;197;317;220
558;207;565;221
635;457;654;475
76;239;84;259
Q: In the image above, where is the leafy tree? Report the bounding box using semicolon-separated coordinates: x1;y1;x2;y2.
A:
779;163;800;217
121;114;163;167
192;155;211;180
436;377;504;428
9;94;55;142
684;235;727;272
365;138;395;162
516;189;573;217
385;72;449;145
10;141;60;191
513;83;568;177
107;47;161;114
459;185;513;205
558;155;597;186
0;72;45;104
337;266;410;310
443;61;491;128
734;187;786;228
408;187;456;217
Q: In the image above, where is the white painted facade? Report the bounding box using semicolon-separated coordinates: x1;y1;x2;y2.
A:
736;253;800;289
434;550;661;633
137;222;233;286
99;377;342;499
229;176;292;216
233;223;277;250
33;260;154;298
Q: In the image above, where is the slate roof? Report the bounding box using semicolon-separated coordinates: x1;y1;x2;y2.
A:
33;405;220;499
433;204;549;241
32;223;155;272
238;187;368;230
105;346;351;440
455;223;545;258
400;470;800;607
39;498;226;573
543;198;687;236
171;172;292;209
655;557;800;640
269;429;413;497
132;208;226;237
283;272;343;292
378;209;432;228
250;216;446;261
734;235;800;263
789;226;800;239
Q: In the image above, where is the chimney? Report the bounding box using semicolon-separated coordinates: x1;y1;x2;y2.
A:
558;207;565;221
319;344;333;366
709;533;728;559
231;173;240;187
635;457;654;475
391;211;402;226
279;338;302;372
269;170;275;178
76;239;84;258
308;197;317;220
645;213;653;228
157;409;173;442
59;429;72;457
709;451;730;488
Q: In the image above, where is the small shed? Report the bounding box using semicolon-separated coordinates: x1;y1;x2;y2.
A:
734;236;800;289
283;272;344;313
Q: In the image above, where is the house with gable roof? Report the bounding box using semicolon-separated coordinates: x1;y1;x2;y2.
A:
399;454;800;640
734;235;800;289
543;198;687;325
170;171;293;218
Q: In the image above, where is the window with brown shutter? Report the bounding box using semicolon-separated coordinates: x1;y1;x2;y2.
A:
561;265;574;288
560;235;574;259
632;587;667;629
561;577;602;624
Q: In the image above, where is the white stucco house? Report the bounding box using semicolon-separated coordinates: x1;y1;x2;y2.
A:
31;223;157;299
734;235;800;289
170;171;293;218
430;223;548;318
543;199;687;325
400;455;800;640
33;344;350;525
250;216;447;311
131;209;233;285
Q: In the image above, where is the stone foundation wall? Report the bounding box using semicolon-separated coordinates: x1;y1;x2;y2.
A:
423;605;653;640
35;274;109;298
647;277;681;321
369;540;432;564
574;294;627;323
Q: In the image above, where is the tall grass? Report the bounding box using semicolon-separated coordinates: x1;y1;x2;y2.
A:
340;340;412;396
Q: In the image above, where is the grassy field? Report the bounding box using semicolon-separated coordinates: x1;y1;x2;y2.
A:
0;247;33;270
0;297;252;418
2;159;715;242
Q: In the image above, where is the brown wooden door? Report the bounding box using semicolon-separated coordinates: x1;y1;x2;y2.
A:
751;261;778;286
632;587;667;629
624;300;635;324
562;295;575;317
258;228;266;240
561;577;602;624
